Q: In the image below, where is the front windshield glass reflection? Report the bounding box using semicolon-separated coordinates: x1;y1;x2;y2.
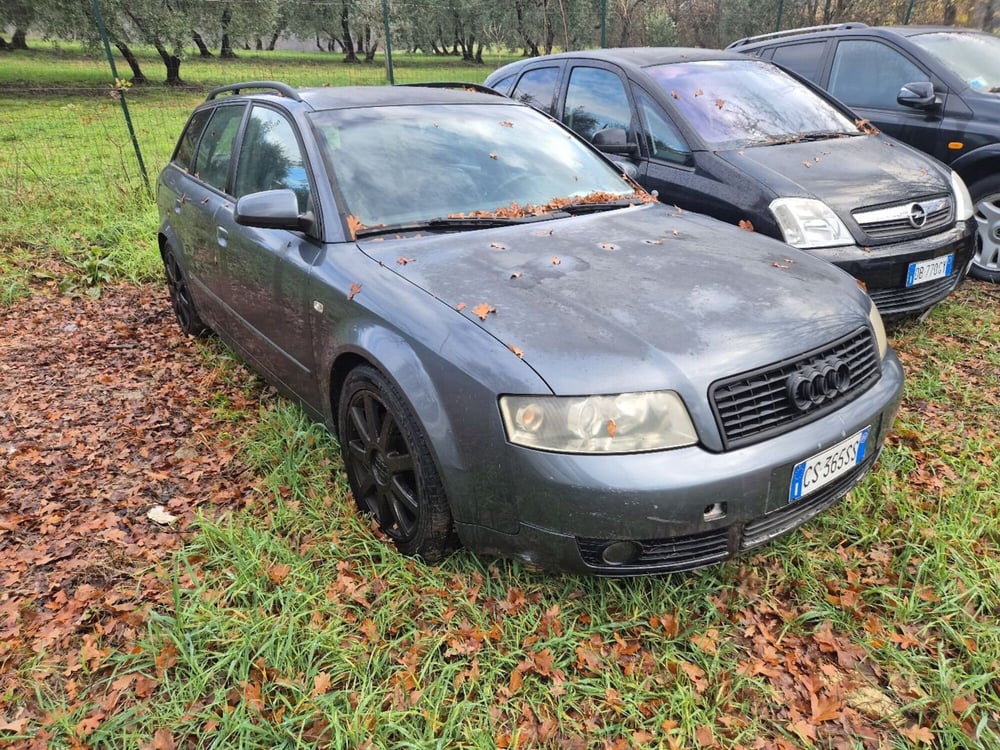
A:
646;59;858;149
310;103;634;227
911;31;1000;91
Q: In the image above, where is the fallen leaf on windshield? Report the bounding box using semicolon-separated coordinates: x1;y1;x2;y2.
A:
600;242;616;250
489;152;499;160
772;261;790;269
856;118;880;135
348;283;362;300
396;257;415;265
500;121;514;128
670;90;680;99
472;303;496;320
507;344;524;358
490;242;506;250
715;99;725;109
694;89;704;97
738;220;754;232
346;215;365;240
551;256;561;265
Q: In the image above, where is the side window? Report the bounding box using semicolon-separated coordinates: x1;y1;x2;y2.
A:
489;73;517;96
771;41;827;82
829;40;927;109
635;89;691;165
234;106;311;213
192;105;245;193
172;109;212;170
510;67;560;113
563;66;632;143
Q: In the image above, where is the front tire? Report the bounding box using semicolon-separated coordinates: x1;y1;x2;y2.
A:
338;365;454;561
161;242;208;336
968;174;1000;283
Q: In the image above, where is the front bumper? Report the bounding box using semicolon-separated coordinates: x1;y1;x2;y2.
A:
455;350;904;576
808;220;975;319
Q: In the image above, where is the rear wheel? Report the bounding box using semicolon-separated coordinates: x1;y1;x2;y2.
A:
338;365;454;561
161;242;208;336
969;174;1000;283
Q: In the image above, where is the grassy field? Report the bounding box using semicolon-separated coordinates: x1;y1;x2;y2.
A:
1;45;999;748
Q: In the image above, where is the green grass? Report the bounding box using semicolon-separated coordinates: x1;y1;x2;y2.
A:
2;46;1000;748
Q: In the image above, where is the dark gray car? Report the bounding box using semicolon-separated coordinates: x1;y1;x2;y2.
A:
157;82;903;575
485;48;976;319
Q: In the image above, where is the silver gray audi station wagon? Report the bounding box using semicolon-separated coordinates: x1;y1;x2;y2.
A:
157;82;904;575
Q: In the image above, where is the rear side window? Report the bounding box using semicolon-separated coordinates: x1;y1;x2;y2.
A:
829;40;927;109
172;109;212;170
771;41;827;82
235;106;311;213
510;67;560;113
563;66;632;142
192;104;246;193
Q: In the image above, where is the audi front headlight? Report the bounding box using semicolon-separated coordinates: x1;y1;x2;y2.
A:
869;303;888;359
770;197;853;249
951;170;973;221
499;391;697;454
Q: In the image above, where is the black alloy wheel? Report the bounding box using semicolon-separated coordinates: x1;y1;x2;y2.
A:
338;365;453;561
161;242;208;336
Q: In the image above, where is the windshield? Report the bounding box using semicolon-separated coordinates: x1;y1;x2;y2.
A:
910;31;1000;92
645;59;858;149
309;103;637;228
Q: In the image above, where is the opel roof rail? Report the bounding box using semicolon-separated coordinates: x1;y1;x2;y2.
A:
726;22;870;49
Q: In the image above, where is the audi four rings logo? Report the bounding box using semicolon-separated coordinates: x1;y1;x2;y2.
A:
786;358;852;412
908;202;928;228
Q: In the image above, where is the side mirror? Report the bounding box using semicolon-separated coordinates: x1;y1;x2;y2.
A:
897;81;939;110
611;159;640;180
234;188;314;234
592;127;639;156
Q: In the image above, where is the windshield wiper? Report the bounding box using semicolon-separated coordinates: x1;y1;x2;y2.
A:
559;197;649;215
354;215;555;238
764;131;855;146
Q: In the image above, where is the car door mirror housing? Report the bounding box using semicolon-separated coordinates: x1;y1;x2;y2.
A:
897;81;939;110
592;127;640;156
235;189;314;234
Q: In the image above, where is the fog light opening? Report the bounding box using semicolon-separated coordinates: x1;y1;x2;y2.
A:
703;502;727;522
601;540;641;566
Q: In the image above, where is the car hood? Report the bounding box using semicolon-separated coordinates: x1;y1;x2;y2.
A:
358;204;873;399
719;134;951;215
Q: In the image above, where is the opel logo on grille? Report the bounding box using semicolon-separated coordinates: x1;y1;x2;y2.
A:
908;202;928;228
787;358;852;412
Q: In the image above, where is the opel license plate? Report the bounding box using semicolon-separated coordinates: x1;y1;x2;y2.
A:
789;426;871;502
906;254;953;287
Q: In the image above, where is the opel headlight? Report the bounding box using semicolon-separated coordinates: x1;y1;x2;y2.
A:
499;391;697;453
770;198;854;249
869;303;888;359
951;170;973;221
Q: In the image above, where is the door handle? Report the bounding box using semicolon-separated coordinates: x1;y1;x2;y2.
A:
217;227;228;248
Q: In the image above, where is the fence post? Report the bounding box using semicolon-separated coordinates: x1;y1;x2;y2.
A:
91;0;150;195
382;0;395;84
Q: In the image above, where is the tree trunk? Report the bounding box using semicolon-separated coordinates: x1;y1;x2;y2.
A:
0;36;10;50
154;43;183;85
364;40;378;62
341;4;359;62
192;32;213;57
220;6;237;58
115;41;148;83
268;32;279;50
475;42;483;65
255;37;263;50
12;28;28;50
944;1;957;24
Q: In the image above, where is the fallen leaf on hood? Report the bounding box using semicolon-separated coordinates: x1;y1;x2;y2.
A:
472;303;496;321
738;219;754;232
396;257;415;265
348;283;362;301
507;344;524;358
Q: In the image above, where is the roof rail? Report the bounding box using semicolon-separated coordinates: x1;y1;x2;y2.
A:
726;22;869;49
206;81;303;102
398;81;503;96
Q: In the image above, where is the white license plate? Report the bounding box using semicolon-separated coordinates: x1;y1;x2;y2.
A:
906;254;953;287
789;426;871;502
